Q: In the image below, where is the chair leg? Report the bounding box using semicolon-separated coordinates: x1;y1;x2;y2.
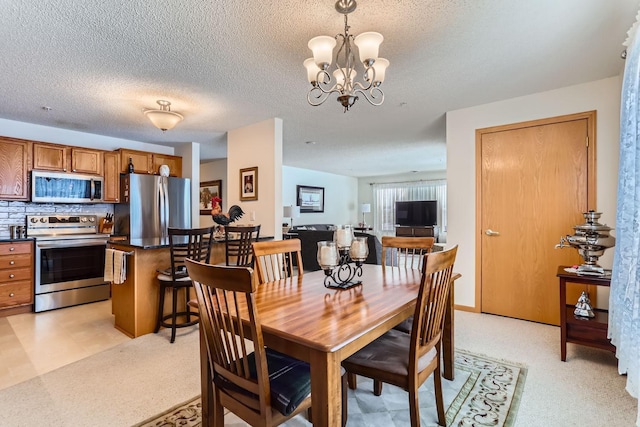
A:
170;286;178;343
342;373;348;427
434;366;446;426
154;282;166;333
373;379;383;396
408;386;420;427
347;372;357;390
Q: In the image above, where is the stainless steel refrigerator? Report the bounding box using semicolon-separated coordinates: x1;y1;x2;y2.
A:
114;173;191;239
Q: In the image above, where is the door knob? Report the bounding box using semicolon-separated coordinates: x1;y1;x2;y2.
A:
485;229;500;236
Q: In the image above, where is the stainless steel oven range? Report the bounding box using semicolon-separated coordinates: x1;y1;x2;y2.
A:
27;214;111;312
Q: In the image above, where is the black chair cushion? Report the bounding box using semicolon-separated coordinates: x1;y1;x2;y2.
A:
342;329;436;377
215;348;311;416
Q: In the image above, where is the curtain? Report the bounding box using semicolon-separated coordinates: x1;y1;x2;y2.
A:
371;180;447;234
609;11;640;426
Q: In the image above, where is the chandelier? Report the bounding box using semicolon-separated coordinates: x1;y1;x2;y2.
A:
144;100;183;132
304;0;389;112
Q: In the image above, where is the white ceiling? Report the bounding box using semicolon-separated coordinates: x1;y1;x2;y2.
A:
0;1;637;177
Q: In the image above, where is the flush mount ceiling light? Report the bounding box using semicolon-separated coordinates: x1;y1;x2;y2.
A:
144;100;183;132
304;0;389;112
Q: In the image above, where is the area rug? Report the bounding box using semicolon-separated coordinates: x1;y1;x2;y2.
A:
134;349;527;427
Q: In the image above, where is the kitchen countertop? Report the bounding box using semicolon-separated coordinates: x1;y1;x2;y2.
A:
0;238;35;243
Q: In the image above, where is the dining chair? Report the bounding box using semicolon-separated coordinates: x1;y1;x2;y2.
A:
154;226;213;343
225;224;261;267
342;245;458;427
184;259;314;427
252;239;304;284
381;235;435;270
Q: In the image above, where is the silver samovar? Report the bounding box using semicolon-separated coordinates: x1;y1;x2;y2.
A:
555;211;615;275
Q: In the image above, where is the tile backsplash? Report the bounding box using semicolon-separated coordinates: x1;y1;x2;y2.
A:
0;201;114;239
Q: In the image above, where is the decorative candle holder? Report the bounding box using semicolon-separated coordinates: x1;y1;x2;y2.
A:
318;234;369;290
334;225;354;250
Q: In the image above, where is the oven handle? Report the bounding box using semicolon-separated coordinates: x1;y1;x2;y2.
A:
36;240;108;248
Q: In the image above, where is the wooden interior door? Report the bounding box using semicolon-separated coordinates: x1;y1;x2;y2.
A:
477;112;595;325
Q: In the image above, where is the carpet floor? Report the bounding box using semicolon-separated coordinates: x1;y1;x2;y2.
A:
135;349;526;427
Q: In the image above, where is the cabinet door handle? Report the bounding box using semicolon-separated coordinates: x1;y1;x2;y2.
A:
9;293;14;297
9;247;15;251
10;260;15;265
485;229;500;236
9;274;15;278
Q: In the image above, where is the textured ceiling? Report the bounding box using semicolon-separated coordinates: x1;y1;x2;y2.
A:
0;0;637;177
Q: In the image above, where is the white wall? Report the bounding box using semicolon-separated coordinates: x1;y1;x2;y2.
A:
447;76;622;309
283;166;358;227
227;119;283;238
175;142;200;228
199;159;228;228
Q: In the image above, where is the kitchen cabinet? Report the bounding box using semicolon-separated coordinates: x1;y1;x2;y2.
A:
118;149;182;177
152;154;182;177
33;143;67;171
0;241;34;317
103;151;121;202
119;149;153;174
0;137;30;201
71;148;102;175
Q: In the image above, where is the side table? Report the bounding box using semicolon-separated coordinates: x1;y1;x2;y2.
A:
557;266;614;361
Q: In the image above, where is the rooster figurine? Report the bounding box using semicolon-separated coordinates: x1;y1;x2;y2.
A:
211;197;244;226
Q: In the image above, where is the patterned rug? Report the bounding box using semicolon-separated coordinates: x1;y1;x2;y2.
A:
134;349;527;427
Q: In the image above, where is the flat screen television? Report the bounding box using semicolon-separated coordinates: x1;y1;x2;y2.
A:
395;200;437;227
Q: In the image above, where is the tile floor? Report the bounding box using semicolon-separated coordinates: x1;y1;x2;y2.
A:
0;300;130;391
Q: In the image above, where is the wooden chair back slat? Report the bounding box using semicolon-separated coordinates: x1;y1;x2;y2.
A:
167;227;213;279
252;239;303;284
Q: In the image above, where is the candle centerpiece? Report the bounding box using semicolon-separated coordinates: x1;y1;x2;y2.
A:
317;226;369;289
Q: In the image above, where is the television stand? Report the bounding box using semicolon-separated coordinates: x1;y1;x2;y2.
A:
395;226;438;241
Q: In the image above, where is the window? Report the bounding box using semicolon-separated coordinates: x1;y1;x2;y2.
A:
372;180;447;234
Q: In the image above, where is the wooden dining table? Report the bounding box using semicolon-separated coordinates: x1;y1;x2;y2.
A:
199;264;459;426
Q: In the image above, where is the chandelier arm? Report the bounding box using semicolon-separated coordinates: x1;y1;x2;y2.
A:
308;86;339;106
353;86;384;106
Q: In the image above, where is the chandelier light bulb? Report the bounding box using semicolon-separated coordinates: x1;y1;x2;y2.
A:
372;58;389;85
308;36;336;69
354;32;383;66
304;58;322;85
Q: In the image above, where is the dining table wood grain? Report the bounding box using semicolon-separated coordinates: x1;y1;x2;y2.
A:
199;264;459;427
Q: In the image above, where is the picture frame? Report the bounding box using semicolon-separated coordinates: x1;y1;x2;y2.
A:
297;185;325;213
199;180;222;215
239;167;258;201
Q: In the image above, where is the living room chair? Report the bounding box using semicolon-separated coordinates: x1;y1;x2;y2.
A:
252;239;303;284
381;235;435;270
154;226;213;343
342;245;458;427
184;260;314;427
225;225;261;267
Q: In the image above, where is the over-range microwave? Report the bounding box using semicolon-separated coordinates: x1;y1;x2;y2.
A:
31;171;104;203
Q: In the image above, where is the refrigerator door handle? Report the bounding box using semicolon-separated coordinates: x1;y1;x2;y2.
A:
159;176;169;238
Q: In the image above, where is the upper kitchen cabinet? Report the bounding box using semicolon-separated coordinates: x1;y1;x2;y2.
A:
33;143;67;171
103;151;120;203
118;149;182;177
0;137;30;201
71;148;102;175
118;149;153;174
152;154;182;177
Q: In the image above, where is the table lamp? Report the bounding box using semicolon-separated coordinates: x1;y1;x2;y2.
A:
283;205;301;229
360;203;371;227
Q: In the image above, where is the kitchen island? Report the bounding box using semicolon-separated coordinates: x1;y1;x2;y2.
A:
108;235;271;338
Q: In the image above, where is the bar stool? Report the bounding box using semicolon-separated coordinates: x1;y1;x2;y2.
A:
224;224;261;267
154;226;213;343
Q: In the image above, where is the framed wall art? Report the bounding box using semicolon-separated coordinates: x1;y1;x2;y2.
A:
199;180;222;215
297;185;324;213
240;166;258;201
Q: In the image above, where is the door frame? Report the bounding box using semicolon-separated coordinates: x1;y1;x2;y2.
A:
474;111;597;311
